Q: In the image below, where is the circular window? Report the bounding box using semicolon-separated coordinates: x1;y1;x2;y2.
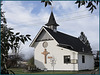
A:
42;42;48;48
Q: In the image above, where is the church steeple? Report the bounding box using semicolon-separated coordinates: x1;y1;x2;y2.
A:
45;12;59;32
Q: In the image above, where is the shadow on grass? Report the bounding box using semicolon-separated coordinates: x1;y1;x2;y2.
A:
9;68;78;74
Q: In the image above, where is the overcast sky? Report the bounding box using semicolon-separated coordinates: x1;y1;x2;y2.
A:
2;1;99;59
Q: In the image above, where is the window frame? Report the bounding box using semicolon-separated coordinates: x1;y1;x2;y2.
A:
82;55;85;63
64;55;71;64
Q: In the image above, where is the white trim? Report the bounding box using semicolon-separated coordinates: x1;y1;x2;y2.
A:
43;27;58;44
29;26;59;47
58;43;74;50
29;26;44;47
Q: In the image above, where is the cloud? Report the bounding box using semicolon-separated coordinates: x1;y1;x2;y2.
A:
53;1;99;50
3;1;36;26
2;1;99;59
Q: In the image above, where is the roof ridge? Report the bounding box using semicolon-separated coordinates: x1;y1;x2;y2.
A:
44;26;79;39
58;31;78;39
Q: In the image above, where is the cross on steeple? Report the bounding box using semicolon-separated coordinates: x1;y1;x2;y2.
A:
42;49;50;64
51;5;53;12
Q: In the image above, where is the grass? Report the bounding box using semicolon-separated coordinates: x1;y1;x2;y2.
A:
8;68;78;74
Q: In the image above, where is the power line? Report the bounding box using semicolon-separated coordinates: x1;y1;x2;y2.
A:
58;14;93;22
56;9;88;16
59;14;90;19
33;14;94;26
31;13;93;24
31;9;90;22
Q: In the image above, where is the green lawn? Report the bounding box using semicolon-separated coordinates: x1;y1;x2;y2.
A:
8;68;78;74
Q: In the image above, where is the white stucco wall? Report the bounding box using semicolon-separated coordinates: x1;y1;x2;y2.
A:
34;40;78;71
32;29;94;71
78;53;94;70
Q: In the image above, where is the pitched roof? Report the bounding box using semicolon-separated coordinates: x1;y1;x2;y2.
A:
44;27;92;53
45;12;59;26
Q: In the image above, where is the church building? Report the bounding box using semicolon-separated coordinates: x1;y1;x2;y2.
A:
30;12;94;71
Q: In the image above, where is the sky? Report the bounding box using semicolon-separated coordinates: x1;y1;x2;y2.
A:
2;1;99;60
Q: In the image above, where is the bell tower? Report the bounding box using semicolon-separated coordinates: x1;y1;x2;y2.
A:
45;12;59;32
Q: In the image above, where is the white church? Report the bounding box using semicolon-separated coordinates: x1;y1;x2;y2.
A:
30;12;94;71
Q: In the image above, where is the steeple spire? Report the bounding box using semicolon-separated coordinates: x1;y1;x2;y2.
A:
45;12;59;32
45;12;59;26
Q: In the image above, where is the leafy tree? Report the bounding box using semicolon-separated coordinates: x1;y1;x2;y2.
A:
41;0;99;13
12;43;24;67
75;0;99;13
28;56;34;68
1;2;31;74
27;56;35;71
95;51;99;60
6;43;25;68
78;32;91;49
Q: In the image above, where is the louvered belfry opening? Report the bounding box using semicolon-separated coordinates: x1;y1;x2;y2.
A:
45;12;59;32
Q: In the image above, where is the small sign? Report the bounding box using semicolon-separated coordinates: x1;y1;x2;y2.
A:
48;56;52;59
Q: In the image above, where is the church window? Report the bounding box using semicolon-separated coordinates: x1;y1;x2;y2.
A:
64;55;71;63
82;55;85;63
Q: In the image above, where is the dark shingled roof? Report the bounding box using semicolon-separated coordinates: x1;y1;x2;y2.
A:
45;12;59;26
44;27;92;53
